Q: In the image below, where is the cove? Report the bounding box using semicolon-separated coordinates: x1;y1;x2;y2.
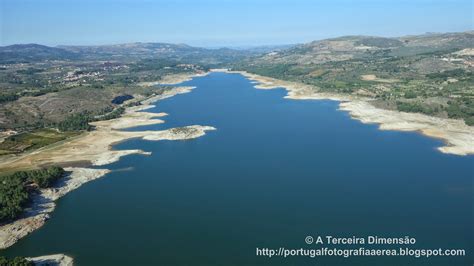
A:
1;72;472;265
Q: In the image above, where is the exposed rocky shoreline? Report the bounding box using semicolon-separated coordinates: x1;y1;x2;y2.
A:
218;70;473;156
0;73;216;252
27;254;74;266
0;168;110;249
3;68;471;264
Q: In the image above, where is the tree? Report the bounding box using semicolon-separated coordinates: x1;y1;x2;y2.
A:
0;256;34;266
0;166;65;223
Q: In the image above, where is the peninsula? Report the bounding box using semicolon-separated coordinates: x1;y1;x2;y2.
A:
0;73;215;250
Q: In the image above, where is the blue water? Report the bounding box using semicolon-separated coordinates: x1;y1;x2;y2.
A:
2;72;473;265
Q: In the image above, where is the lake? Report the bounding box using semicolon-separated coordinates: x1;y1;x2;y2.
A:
2;72;472;265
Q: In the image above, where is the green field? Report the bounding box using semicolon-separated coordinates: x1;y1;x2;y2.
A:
0;129;79;155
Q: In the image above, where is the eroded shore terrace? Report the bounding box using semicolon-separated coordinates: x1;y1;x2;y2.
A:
0;73;216;250
216;69;474;156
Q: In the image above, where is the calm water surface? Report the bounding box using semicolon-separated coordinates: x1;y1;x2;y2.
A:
2;73;473;265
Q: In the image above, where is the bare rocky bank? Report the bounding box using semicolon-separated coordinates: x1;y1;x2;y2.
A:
217;70;473;156
27;253;74;266
0;73;215;252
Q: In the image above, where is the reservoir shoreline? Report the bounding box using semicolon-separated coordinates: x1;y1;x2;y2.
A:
2;68;471;250
0;72;215;251
1;70;471;266
217;69;474;156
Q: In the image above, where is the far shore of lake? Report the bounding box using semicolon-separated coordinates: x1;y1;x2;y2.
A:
215;69;474;156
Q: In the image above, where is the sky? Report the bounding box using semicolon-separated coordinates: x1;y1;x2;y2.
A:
0;0;472;47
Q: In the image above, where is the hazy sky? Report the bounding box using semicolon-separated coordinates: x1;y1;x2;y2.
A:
1;0;472;47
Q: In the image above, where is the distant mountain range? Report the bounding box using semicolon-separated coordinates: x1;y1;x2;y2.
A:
1;31;472;66
0;44;81;63
242;31;474;65
0;42;288;64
